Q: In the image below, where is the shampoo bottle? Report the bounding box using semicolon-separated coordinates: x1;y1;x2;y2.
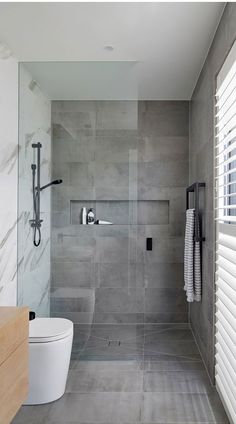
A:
81;207;87;225
87;208;95;225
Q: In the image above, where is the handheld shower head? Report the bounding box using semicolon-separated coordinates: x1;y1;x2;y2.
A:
52;179;63;185
40;179;63;191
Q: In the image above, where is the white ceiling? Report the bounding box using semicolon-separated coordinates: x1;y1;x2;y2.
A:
0;2;225;100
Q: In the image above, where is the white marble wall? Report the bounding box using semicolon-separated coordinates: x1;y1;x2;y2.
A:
0;47;18;305
18;64;51;316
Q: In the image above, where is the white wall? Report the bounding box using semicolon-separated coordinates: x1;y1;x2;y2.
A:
0;49;18;305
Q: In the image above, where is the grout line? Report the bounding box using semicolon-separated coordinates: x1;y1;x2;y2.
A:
189;323;215;387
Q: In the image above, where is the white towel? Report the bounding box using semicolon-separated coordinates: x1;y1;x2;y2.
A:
184;209;201;302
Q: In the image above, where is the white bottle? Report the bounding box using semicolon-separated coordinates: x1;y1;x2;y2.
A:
81;207;87;225
87;208;95;225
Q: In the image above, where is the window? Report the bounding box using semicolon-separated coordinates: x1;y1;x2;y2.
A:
215;40;236;424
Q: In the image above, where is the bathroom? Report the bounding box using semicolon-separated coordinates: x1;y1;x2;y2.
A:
0;2;235;424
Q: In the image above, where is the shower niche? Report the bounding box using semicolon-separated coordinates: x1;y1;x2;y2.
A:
70;200;169;226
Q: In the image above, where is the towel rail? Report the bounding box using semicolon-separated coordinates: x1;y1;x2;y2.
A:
186;182;205;242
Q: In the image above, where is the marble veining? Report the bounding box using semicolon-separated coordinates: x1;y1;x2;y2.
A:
17;64;51;316
0;50;18;305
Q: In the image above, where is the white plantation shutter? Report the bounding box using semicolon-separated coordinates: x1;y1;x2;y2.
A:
215;40;236;424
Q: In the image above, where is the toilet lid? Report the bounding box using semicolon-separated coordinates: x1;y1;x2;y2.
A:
29;318;73;343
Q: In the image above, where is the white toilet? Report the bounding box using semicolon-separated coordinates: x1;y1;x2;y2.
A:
24;317;73;405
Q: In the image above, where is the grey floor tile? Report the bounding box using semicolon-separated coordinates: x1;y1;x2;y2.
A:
11;404;51;424
143;360;204;372
89;324;145;342
144;370;214;394
70;359;143;371
74;324;145;361
77;346;144;361
144;340;201;362
13;324;228;424
66;368;143;392
48;392;142;423
144;324;193;341
142;392;229;423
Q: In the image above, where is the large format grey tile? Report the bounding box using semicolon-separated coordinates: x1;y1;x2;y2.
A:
73;324;144;361
144;324;192;340
138;161;188;188
94;288;145;314
95;134;138;163
144;340;201;362
12;404;51;424
66;368;143;392
69;359;142;371
95;262;144;289
143;360;204;372
138;135;188;163
144;370;214;394
89;324;145;342
144;289;187;314
94;312;144;324
52;261;95;287
142;392;229;423
139;101;189;137
48;392;142;423
143;263;184;288
13;320;228;424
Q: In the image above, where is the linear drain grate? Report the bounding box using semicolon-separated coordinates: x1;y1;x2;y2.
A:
107;340;121;346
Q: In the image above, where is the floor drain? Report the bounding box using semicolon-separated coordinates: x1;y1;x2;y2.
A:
108;340;121;346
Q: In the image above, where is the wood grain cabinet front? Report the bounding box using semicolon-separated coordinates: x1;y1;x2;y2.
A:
0;307;29;424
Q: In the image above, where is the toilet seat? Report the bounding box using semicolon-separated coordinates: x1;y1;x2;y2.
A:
29;318;73;343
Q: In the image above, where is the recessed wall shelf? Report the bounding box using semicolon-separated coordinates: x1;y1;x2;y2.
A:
70;200;169;226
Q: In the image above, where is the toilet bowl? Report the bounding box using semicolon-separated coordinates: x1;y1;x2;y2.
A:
24;317;73;405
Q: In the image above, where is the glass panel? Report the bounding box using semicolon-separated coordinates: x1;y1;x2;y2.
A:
17;61;189;359
17;63;51;316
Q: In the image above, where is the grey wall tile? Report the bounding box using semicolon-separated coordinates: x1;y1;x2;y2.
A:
69;162;94;187
145;288;187;315
136;237;184;264
52;100;189;326
95;162;129;189
94;288;145;314
96;237;129;263
138;135;189;163
96;262;144;288
51;261;96;287
138;161;189;188
139;101;189;137
95;134;138;163
189;4;236;383
96;100;138;130
144;263;184;288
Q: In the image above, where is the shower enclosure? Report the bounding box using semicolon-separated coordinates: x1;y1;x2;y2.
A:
17;61;189;357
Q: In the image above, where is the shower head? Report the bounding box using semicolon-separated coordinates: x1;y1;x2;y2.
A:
52;179;63;185
40;179;63;191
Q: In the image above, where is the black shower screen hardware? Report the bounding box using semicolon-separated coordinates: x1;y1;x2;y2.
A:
29;142;63;247
186;182;205;242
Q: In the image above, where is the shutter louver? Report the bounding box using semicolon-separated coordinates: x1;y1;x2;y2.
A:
215;40;236;424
